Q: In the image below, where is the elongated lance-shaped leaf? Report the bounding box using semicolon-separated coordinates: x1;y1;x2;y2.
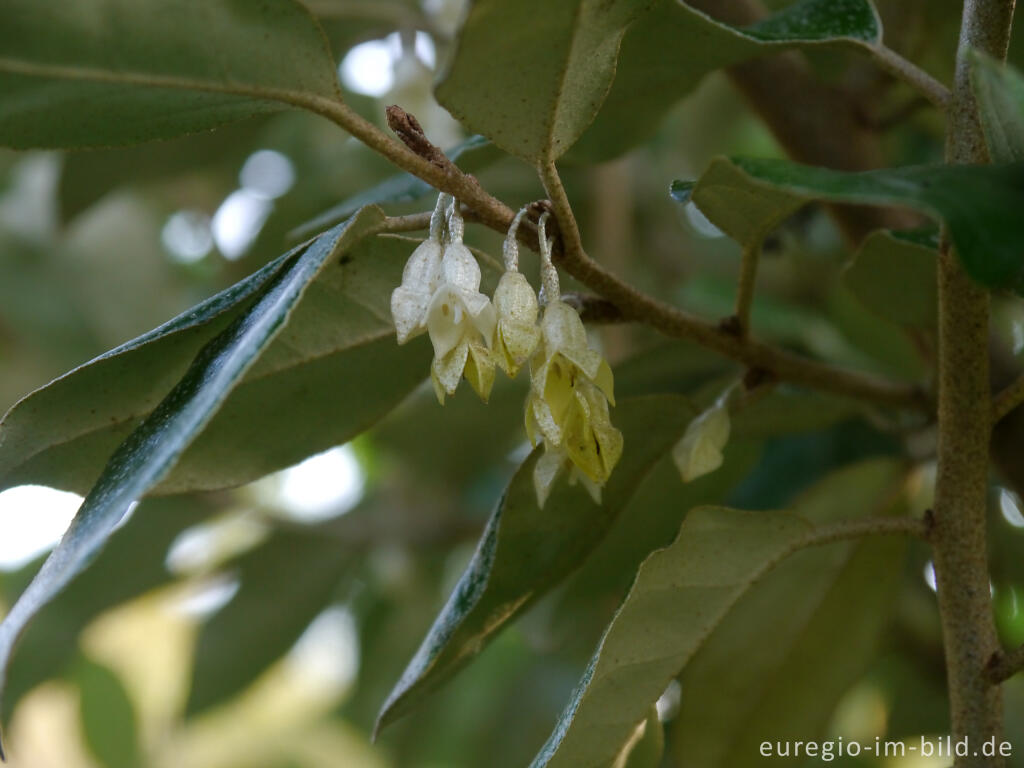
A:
0;209;383;753
375;395;699;735
570;0;884;162
0;229;431;497
672;157;1024;293
0;0;341;148
531;460;907;768
971;51;1024;163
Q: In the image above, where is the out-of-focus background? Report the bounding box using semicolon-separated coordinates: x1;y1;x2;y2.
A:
1;0;1024;766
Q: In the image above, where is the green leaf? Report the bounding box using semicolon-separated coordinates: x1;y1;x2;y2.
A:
530;459;905;768
621;707;663;768
550;440;762;646
186;526;353;715
0;227;430;496
435;0;656;163
0;0;340;148
670;460;906;767
971;51;1024;163
75;657;141;768
375;395;698;734
669;157;805;248
0;211;379;749
291;135;504;240
673;156;1024;292
571;0;883;162
843;229;938;327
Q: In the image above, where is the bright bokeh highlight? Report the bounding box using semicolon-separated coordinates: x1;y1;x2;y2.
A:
0;485;83;571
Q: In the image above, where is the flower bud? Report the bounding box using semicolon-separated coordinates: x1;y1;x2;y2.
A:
493;272;540;375
672;399;730;482
391;238;443;344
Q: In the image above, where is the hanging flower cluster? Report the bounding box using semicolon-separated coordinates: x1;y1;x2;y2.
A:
391;195;622;507
391;194;496;403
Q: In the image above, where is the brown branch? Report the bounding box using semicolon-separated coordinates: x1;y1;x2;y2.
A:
293;95;925;409
537;158;923;407
986;643;1024;684
385;105;456;171
561;292;628;324
992;372;1024;425
930;1;1015;763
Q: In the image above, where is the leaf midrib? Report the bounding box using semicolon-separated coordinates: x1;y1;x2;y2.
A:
0;56;341;115
546;514;818;766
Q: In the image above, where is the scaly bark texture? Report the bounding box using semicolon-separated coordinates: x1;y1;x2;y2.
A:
932;2;1015;765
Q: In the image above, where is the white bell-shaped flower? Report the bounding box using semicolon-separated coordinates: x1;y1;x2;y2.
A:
391;194;448;343
426;201;497;403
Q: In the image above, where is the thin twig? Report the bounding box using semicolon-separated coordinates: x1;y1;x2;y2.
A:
992;372;1024;425
537;158;924;407
870;44;952;109
284;98;926;409
986;643;1024;684
800;515;929;546
561;293;628;324
733;242;761;338
860;96;934;132
373;211;434;234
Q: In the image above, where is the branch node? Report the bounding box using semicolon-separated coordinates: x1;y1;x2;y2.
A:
718;315;744;338
742;366;776;392
984;644;1024;684
922;507;936;539
385;105;451;171
562;292;627;324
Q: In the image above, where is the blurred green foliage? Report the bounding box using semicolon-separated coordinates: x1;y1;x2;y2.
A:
0;1;1022;767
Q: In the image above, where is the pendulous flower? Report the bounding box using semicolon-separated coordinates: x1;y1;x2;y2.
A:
524;214;622;507
425;201;496;404
492;207;541;376
391;193;448;344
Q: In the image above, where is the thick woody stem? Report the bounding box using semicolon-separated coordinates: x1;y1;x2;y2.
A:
931;2;1015;765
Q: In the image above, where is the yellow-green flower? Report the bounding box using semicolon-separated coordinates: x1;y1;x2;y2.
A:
524;215;621;506
526;301;621;502
492;208;540;375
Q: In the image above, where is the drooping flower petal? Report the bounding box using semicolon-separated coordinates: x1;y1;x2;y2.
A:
464;342;496;402
533;443;567;509
539;300;589;362
430;338;470;404
672;400;730;482
391;238;443;343
493;271;540;375
568;465;603;504
524;296;622;503
427;285;472;359
563;387;623;485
